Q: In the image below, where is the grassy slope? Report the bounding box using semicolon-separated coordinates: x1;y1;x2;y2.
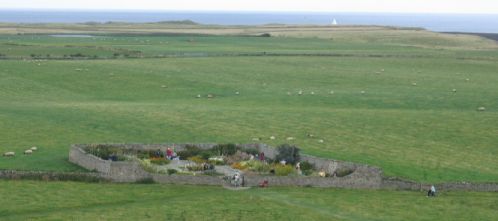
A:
0;181;497;221
0;26;497;183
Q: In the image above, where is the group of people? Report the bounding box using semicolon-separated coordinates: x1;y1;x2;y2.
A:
154;148;178;160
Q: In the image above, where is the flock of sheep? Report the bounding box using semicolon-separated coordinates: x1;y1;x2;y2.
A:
2;146;38;157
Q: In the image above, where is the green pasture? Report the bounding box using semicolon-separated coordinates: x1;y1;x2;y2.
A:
0;181;497;221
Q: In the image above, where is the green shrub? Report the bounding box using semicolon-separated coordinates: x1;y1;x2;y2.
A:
245;160;271;173
167;169;177;175
299;161;314;176
212;144;239;156
177;145;202;159
275;144;300;165
187;156;206;164
135;177;155;184
274;164;294;176
335;167;355;177
150;158;170;165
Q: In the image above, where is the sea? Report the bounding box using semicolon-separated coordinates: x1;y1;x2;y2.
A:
1;10;497;33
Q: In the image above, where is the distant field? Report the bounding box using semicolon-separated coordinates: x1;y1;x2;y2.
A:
1;29;497;182
1;181;497;221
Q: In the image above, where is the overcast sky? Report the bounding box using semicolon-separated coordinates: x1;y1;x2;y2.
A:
2;0;498;14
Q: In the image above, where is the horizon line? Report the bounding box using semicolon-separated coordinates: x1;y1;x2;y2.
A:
1;8;498;15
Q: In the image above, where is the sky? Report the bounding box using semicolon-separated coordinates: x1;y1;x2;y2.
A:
1;0;498;14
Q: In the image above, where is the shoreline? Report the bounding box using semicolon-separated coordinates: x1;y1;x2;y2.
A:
443;32;498;42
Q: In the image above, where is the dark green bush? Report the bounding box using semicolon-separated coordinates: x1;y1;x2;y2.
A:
275;144;300;165
150;158;170;165
177;145;203;159
299;161;314;176
135;177;155;184
335;167;355;177
212;144;239;156
167;169;177;175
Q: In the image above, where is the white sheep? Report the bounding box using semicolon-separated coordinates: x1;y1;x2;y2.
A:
161;85;167;88
24;150;33;155
298;90;303;95
270;136;276;140
235;91;240;95
30;146;37;151
478;107;486;111
330;90;334;94
310;91;315;95
452;89;457;92
412;82;417;86
196;94;201;98
465;78;470;81
360;91;366;94
252;137;260;141
318;139;324;143
286;137;295;141
3;152;15;157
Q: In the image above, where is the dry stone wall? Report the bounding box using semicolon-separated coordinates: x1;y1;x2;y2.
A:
67;143;498;191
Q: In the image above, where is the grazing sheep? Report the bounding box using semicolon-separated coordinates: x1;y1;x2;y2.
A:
478;107;486;111
270;136;276;140
319;171;326;177
452;89;457;93
286;137;295;141
307;133;315;138
161;85;167;88
30;146;37;151
465;78;470;81
381;69;385;72
235;91;240;95
330;90;334;94
252;137;260;141
3;152;15;157
298;90;303;95
287;92;291;95
318;139;324;143
310;91;315;95
412;83;417;86
360;91;366;94
207;94;214;98
196;94;201;98
24;150;33;155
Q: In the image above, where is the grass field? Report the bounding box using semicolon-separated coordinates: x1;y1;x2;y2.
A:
0;24;497;220
1;180;497;221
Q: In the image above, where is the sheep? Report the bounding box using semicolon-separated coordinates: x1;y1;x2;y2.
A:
161;85;167;88
330;90;334;94
452;89;457;93
307;133;315;138
196;94;201;98
24;150;33;155
360;91;366;94
287;92;292;95
318;139;324;143
252;137;261;141
477;107;486;111
286;137;295;141
270;136;276;140
298;90;303;95
310;91;315;95
412;82;417;86
207;94;214;98
235;91;240;95
465;78;470;81
3;152;15;157
30;146;37;151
